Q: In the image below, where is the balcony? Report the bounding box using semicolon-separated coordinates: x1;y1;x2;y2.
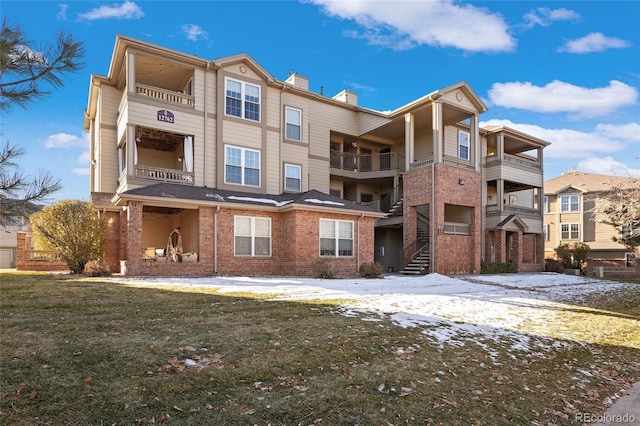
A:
136;83;195;108
135;165;193;183
330;150;403;179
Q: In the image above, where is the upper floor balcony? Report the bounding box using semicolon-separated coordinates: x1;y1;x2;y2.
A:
330;150;404;179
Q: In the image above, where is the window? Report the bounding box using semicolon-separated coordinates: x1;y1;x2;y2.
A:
285;107;301;141
225;78;260;122
544;224;550;241
560;194;580;212
458;130;470;161
225;145;260;187
544;196;549;213
561;223;580;240
284;163;301;192
320;219;353;257
234;216;271;256
626;253;636;268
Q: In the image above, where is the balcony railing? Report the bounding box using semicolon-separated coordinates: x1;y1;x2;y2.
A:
443;222;471;235
28;250;63;261
486;204;541;215
136;83;195;108
485;153;541;170
330;150;403;172
135;165;194;184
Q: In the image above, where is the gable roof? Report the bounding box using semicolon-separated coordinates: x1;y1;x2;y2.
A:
545;171;637;195
113;183;385;217
496;214;528;231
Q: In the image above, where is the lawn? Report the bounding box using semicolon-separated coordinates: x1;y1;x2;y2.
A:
1;271;639;425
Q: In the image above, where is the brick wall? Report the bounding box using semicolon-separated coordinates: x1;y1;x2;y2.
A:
15;232;69;272
404;164;482;274
103;210;123;273
119;202;377;278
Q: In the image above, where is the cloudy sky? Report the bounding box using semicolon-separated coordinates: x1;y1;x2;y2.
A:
2;0;639;200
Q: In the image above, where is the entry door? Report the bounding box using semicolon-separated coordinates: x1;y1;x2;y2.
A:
360;148;372;171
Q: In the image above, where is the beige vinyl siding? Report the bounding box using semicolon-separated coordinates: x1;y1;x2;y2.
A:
357;112;391;135
97;86;122;193
265;132;280;193
225;64;262;81
484;163;544;187
413;125;433;163
128;101;206;186
308;157;330;194
281;142;309;193
443;125;464;159
441;90;476;112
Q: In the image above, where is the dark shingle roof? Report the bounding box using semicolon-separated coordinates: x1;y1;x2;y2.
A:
119;183;383;214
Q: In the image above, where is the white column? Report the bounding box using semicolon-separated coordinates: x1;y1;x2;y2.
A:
432;102;442;163
404;113;414;170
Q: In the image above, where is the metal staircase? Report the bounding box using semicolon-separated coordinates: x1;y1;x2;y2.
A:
399;211;431;275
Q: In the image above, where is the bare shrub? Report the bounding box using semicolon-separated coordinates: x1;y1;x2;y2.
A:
311;257;336;279
83;260;112;277
358;261;383;278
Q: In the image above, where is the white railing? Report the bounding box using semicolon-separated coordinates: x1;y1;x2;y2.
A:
443;222;471;235
136;84;195;108
135;165;194;184
485;153;541;169
28;250;63;261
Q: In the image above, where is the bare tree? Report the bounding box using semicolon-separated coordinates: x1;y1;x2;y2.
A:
595;179;640;252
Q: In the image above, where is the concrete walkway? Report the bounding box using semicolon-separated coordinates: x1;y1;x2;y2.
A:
592;381;640;425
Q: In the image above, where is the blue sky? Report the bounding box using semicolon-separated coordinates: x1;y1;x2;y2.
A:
2;0;639;201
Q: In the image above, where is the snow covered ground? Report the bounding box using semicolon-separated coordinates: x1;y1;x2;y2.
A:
109;272;637;358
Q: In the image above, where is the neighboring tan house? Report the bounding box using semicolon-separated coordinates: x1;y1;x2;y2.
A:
543;171;638;270
82;35;549;277
0;218;29;268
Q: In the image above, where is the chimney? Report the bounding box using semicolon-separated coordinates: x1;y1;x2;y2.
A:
285;73;309;90
332;89;358;106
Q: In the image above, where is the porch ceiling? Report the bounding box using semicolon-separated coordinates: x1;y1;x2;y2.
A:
136;127;185;152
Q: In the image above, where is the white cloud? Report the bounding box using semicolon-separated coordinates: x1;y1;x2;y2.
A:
309;0;515;52
479;119;626;159
576;157;640;177
44;133;88;149
595;123;640;142
72;168;90;176
558;32;631;54
522;7;580;29
487;80;638;118
57;4;69;20
181;24;208;41
77;0;143;21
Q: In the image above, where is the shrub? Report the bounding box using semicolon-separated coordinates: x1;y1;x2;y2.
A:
481;262;517;274
83;260;112;277
359;261;383;278
311;257;336;279
544;259;564;273
554;242;590;270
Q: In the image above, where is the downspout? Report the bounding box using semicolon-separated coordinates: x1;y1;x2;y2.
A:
279;83;286;192
203;62;209;186
214;205;220;274
357;213;364;270
431;162;436;273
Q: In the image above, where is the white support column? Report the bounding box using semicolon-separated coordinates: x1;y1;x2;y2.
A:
471;114;480;172
432;102;442;163
127;125;135;178
404;113;414;170
497;134;504;161
497;178;504;213
127;51;136;95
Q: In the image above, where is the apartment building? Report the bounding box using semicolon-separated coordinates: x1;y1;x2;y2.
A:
544;171;638;269
85;35;549;277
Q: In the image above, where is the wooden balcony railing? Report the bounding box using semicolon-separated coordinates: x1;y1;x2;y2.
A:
136;83;195;108
135;165;194;184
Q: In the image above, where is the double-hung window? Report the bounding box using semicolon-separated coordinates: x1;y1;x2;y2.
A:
225;78;261;122
561;223;580;240
285;107;302;141
458;130;470;161
284;163;301;192
234;216;271;256
320;219;353;257
225;145;260;187
560;194;580;212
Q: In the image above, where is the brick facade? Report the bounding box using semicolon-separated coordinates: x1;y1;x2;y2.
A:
15;232;68;272
119;203;377;278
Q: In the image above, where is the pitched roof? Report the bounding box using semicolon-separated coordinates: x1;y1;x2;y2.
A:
544;171;638;195
115;183;385;216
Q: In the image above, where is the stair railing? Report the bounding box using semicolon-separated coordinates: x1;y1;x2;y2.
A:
380;181;403;214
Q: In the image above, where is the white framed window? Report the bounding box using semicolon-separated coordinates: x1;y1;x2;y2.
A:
234;216;271;256
544;196;549;213
284;163;301;192
225;77;260;122
225;145;260;187
561;223;580;240
285;107;302;141
320;219;353;257
458;130;470;161
560;194;580;212
544;223;550;241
